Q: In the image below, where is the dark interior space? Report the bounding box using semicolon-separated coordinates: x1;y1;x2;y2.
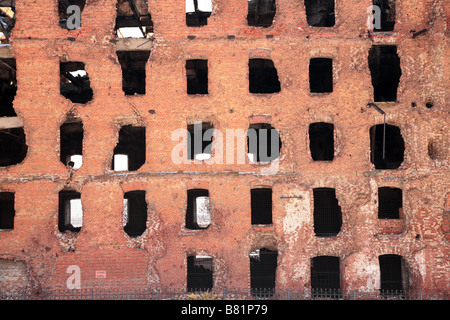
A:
187;255;213;292
123;190;147;237
368;45;401;102
0;127;27;167
186;0;212;27
247;0;276;28
379;254;404;295
185;188;210;230
112;125;146;171
0;2;15;43
0;58;16;116
313;188;342;237
251;188;272;225
58;0;86;29
249;58;281;94
187;122;214;160
309;58;333;93
250;248;278;297
370;124;405;169
60;61;93;104
60;120;83;168
304;0;335;27
58;190;82;233
310;256;340;294
115;0;153;37
117;50;151;95
186;59;208;95
378;187;402;219
247;123;281;163
309;122;334;161
0;191;14;230
373;0;396;32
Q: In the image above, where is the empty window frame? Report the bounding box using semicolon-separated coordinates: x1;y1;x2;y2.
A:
251;188;272;225
369;124;404;169
187;122;214;161
186;0;212;27
0;127;27;167
373;0;396;32
0;192;14;230
186;189;210;230
313;188;342;237
112;125;146;171
187;255;213;292
309;122;334;161
0;58;16;116
58;0;85;29
60;62;93;104
379;254;405;295
186;59;208;95
117;51;151;95
247;123;281;163
58;190;82;233
304;0;335;27
247;0;276;28
310;256;340;296
249;59;281;94
250;248;277;297
368;45;401;102
115;0;153;38
60;120;84;169
378;187;402;219
0;3;15;43
123;190;147;237
309;58;333;93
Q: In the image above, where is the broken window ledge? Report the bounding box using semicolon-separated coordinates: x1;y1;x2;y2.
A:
114;38;153;51
251;224;274;228
181;228;208;235
0;117;23;129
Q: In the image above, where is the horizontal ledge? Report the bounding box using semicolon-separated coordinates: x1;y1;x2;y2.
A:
0;116;23;129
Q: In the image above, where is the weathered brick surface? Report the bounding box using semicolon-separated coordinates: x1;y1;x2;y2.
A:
0;0;448;297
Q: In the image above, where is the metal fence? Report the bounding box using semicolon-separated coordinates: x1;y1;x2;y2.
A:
0;288;447;300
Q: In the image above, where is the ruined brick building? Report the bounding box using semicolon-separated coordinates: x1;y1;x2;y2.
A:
0;0;448;299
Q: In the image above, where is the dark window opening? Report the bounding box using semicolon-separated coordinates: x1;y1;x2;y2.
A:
187;255;213;292
187;122;214;161
370;124;404;169
186;59;208;95
60;120;83;169
60;62;93;104
378;187;402;219
117;50;150;95
123;190;147;237
251;188;272;225
115;0;153;38
58;0;86;29
0;127;27;167
379;254;404;296
0;3;15;43
0;192;14;230
304;0;335;27
0;58;16;116
373;0;395;32
58;190;82;233
368;45;401;102
313;188;342;237
309;58;333;93
309;122;334;161
249;59;281;94
250;248;277;297
247;0;276;28
186;0;212;27
311;256;340;296
247;123;281;163
186;189;210;230
112;125;146;171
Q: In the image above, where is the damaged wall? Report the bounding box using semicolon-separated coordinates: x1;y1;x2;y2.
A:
0;0;448;298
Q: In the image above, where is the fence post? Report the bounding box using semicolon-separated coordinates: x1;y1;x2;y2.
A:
158;288;161;300
91;289;94;300
222;288;226;300
286;289;290;300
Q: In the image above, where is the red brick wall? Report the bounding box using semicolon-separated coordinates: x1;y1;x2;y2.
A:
0;0;448;297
